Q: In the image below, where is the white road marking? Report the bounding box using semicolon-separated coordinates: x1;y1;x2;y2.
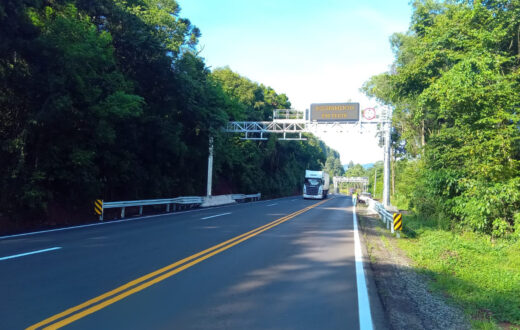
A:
0;247;62;261
266;203;278;206
201;212;231;220
353;205;373;329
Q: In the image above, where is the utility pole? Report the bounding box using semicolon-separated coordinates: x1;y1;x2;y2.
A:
206;136;214;197
383;107;392;207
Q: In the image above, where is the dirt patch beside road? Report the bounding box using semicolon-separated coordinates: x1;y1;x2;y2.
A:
357;206;470;330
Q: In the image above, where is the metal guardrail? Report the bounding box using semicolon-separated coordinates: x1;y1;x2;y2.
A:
100;196;204;220
367;198;399;236
98;193;261;221
231;193;261;202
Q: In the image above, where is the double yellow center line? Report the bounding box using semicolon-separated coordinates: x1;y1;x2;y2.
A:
28;198;330;329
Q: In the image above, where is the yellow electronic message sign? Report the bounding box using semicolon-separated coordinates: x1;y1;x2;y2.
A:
310;103;360;122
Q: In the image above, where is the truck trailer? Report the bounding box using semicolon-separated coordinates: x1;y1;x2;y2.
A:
303;170;330;199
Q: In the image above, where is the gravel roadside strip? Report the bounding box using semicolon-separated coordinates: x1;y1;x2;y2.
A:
356;206;471;330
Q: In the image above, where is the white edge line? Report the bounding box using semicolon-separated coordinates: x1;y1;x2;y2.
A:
353;205;374;330
201;212;232;220
267;203;278;206
0;195;301;240
0;247;62;261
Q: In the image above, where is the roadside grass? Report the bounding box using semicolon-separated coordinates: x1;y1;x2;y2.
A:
363;232;377;264
398;215;520;329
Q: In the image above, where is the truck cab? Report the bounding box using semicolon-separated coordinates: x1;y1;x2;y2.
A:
303;170;330;199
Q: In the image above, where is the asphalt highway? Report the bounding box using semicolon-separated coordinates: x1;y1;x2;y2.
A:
0;195;382;329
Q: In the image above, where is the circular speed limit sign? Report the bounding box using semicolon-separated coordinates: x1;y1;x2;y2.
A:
362;108;376;120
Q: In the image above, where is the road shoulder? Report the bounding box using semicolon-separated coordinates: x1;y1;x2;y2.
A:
356;206;470;330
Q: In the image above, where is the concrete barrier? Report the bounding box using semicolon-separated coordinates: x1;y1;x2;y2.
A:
201;195;237;207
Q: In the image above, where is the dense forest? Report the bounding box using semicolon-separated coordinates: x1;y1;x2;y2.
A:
363;0;520;237
0;0;341;231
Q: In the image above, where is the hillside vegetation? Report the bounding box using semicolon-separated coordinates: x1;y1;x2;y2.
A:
364;0;520;238
0;0;340;230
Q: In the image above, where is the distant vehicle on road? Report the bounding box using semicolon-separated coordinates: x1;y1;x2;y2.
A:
358;192;372;204
303;170;329;199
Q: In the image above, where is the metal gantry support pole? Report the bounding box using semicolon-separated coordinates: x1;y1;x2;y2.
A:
383;108;392;207
206;136;214;197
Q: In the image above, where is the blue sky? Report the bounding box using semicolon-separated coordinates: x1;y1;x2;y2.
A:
177;0;413;164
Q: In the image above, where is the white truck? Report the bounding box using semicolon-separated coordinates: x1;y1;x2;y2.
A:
303;170;330;199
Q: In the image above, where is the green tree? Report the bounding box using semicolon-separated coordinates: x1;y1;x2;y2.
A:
210;68;331;198
345;164;366;177
363;0;520;236
0;3;144;219
0;0;340;231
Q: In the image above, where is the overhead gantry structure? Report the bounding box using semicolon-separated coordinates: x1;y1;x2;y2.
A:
215;103;393;207
224;108;390;140
225;121;308;141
